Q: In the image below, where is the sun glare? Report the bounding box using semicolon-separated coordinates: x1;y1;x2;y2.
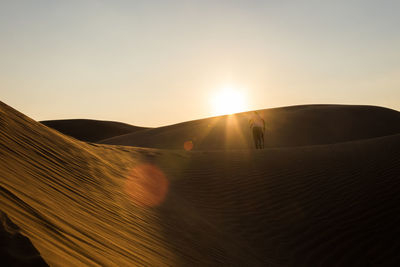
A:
212;87;247;116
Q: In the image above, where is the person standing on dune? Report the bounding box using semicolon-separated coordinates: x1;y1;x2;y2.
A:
249;111;265;149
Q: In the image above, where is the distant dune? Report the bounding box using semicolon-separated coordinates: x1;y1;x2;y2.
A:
1;101;400;266
100;105;400;150
41;119;148;143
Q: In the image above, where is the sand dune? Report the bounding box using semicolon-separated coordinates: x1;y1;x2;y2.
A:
1;101;400;266
41;119;148;143
100;105;400;150
1;211;48;266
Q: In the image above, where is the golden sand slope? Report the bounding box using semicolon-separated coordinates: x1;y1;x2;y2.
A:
1;101;400;266
100;105;400;150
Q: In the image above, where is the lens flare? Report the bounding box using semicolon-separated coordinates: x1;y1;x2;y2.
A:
184;140;194;151
125;164;169;207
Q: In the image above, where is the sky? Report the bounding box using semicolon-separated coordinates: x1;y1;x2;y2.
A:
1;0;399;127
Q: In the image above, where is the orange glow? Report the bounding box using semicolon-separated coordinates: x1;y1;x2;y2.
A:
184;140;194;151
125;164;169;207
224;114;249;150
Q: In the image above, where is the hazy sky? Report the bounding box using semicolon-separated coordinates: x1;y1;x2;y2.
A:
1;0;399;126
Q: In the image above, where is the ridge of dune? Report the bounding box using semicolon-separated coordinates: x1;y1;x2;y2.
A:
100;104;400;150
41;119;149;143
1;101;400;266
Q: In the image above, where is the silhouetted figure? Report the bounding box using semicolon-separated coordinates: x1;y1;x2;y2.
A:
249;111;265;149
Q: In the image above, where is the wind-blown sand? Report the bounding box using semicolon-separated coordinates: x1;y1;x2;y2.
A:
1;101;400;266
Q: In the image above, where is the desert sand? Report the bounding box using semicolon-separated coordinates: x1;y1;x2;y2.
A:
1;101;400;266
98;105;400;150
41;119;148;143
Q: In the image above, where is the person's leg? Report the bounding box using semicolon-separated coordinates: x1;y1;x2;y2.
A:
261;132;264;149
252;128;258;149
255;127;262;149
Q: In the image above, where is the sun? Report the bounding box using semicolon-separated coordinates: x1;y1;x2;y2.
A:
212;87;247;116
